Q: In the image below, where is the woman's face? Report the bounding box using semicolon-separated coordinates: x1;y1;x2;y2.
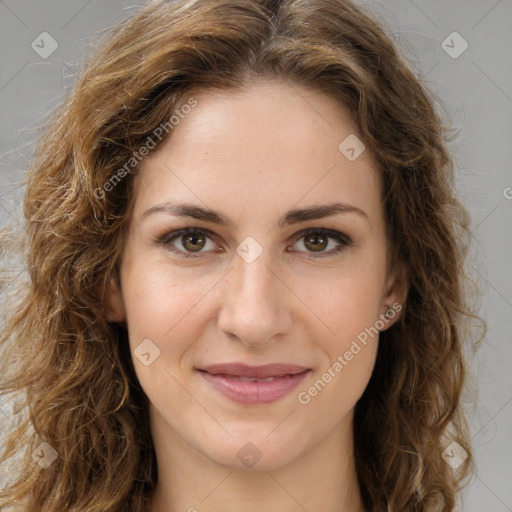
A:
107;80;404;471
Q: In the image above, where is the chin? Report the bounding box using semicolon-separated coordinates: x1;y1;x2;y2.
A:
199;430;308;472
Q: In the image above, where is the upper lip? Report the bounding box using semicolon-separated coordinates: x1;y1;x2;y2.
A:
197;363;310;379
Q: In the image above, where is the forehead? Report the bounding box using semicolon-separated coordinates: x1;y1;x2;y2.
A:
133;80;382;226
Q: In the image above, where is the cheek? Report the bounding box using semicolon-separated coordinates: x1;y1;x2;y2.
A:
292;264;383;397
299;344;377;425
296;266;384;340
119;260;211;407
121;256;215;344
297;274;381;414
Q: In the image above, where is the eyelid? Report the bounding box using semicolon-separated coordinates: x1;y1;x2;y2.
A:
157;227;221;259
158;227;218;245
291;227;352;246
157;226;352;259
287;227;352;259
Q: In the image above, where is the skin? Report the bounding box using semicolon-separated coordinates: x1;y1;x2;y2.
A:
106;79;406;512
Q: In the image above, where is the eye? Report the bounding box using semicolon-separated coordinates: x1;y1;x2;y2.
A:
290;228;352;257
157;227;352;260
158;228;218;259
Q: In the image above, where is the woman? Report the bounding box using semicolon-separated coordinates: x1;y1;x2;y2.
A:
0;0;480;510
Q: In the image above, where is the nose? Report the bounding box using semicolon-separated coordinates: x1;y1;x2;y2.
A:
217;251;293;347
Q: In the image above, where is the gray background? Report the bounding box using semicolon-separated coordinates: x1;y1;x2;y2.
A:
0;1;511;510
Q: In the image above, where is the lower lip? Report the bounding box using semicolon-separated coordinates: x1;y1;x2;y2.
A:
198;370;311;405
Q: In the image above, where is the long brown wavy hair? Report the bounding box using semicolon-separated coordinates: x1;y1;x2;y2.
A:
0;0;482;510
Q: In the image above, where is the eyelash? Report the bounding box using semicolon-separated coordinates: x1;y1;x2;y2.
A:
157;227;352;260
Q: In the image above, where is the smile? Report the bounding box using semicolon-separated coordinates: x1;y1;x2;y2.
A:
196;364;311;405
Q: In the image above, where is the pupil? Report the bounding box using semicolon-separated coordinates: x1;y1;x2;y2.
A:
306;233;327;252
184;233;205;252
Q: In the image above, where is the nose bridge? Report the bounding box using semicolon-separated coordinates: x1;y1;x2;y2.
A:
217;251;291;345
237;255;276;307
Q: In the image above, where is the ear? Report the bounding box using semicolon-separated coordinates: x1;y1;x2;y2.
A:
104;275;127;323
380;261;408;330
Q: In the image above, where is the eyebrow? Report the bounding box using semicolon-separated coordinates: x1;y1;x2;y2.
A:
142;201;369;227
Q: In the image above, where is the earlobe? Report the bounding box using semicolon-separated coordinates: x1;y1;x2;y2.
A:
104;276;127;323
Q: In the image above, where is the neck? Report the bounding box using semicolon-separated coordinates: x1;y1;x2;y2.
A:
147;406;366;512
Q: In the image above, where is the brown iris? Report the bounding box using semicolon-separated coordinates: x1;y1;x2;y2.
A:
303;232;328;252
182;232;206;252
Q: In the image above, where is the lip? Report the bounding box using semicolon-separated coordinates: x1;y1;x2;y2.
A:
199;363;309;379
196;363;311;405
